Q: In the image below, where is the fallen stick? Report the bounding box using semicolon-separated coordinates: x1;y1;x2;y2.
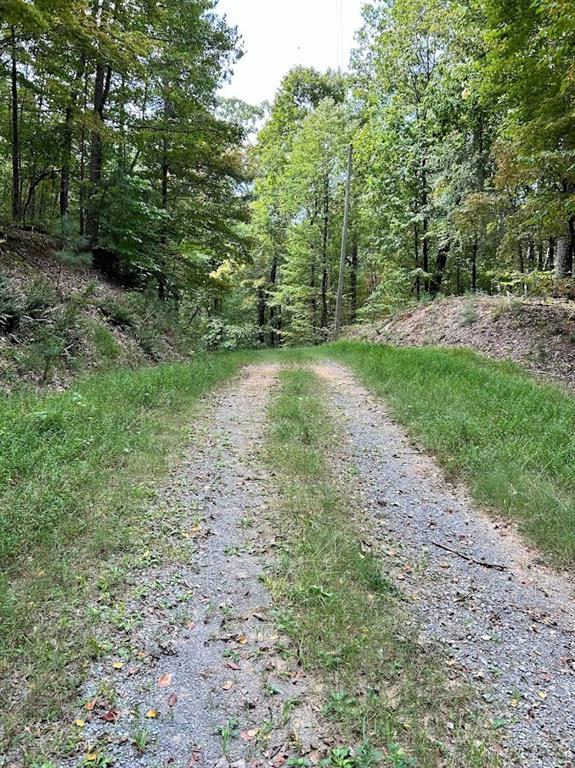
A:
430;540;507;571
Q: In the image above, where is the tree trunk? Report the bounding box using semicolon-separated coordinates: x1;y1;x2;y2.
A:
555;229;573;278
430;242;450;295
471;232;478;292
10;28;21;223
320;177;329;329
79;68;89;235
86;59;112;244
60;59;85;219
257;285;266;344
517;241;525;273
537;241;544;270
161;136;169;210
414;223;420;299
269;254;278;347
60;105;73;219
421;156;429;291
545;237;555;271
527;238;535;269
310;261;317;333
349;239;358;320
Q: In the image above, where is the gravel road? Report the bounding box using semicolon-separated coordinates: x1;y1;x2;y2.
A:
59;361;575;768
67;364;323;768
315;361;575;768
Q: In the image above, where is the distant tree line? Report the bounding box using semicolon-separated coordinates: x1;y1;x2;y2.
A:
245;0;575;345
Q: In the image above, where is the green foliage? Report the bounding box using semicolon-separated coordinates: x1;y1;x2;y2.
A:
246;0;575;341
489;269;554;297
53;217;91;273
1;0;250;333
97;174;167;277
0;275;22;332
358;264;412;320
92;324;121;362
200;317;256;351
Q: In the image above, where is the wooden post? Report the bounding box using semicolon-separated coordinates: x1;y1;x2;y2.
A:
334;143;353;338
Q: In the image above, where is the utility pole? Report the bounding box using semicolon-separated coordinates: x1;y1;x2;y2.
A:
334;143;353;338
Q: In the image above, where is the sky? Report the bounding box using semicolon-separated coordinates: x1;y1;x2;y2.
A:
216;0;365;106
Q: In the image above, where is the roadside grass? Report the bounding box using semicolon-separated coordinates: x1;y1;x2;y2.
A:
266;367;498;768
324;342;575;565
0;351;255;753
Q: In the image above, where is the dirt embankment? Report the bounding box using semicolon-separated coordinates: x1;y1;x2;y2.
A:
347;295;575;390
0;230;192;389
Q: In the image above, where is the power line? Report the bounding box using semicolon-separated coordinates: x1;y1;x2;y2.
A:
335;0;344;72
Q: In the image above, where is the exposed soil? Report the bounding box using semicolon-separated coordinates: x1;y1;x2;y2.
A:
315;361;575;768
0;229;121;304
346;295;575;390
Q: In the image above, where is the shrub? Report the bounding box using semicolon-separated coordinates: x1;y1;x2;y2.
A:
98;297;138;329
93;325;121;361
0;276;21;333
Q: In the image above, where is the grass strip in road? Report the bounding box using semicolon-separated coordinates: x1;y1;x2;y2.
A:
266;367;498;768
0;351;254;751
325;342;575;565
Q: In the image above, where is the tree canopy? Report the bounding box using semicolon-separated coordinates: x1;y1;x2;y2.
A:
2;0;575;347
245;0;575;345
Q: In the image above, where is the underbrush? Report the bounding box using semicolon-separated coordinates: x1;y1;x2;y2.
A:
325;343;575;565
0;268;255;389
0;351;254;750
266;368;498;767
0;276;88;383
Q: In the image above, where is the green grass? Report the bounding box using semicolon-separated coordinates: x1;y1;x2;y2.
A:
321;342;575;565
265;367;497;767
0;351;254;748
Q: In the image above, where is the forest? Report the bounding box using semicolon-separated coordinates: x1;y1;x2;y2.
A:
2;3;575;766
1;0;574;351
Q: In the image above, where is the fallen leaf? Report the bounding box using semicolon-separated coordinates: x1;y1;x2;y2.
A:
158;673;173;687
237;634;248;645
145;709;158;718
112;661;124;670
85;699;97;711
168;692;178;707
222;680;233;690
240;727;259;741
85;753;99;763
100;709;118;722
225;661;241;671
